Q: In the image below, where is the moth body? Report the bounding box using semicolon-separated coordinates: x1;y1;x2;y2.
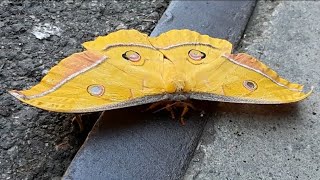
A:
9;29;311;113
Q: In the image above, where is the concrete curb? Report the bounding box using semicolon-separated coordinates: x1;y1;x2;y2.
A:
62;1;256;179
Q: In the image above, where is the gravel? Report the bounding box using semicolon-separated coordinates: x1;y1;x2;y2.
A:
0;0;168;179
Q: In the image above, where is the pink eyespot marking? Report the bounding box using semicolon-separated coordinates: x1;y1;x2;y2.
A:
122;50;141;62
188;49;206;60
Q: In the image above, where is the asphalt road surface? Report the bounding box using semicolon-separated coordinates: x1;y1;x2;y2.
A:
0;1;168;179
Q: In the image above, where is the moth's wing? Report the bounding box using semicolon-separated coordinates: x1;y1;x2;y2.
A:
190;53;312;104
151;29;311;104
9;30;167;113
149;29;233;93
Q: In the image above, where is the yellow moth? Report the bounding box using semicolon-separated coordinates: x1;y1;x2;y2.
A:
9;29;312;115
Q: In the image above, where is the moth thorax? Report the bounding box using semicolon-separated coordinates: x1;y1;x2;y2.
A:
173;80;185;92
165;76;186;93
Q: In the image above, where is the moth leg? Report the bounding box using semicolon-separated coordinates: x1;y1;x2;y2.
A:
72;114;84;132
165;104;176;119
183;101;196;111
175;101;196;125
145;101;169;112
179;104;190;126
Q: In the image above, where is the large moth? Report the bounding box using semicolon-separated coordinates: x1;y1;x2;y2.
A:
10;30;311;119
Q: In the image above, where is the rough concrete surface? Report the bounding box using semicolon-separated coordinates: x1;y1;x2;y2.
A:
0;0;168;179
185;1;320;180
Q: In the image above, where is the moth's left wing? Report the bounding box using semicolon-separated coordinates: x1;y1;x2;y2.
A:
9;30;168;113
